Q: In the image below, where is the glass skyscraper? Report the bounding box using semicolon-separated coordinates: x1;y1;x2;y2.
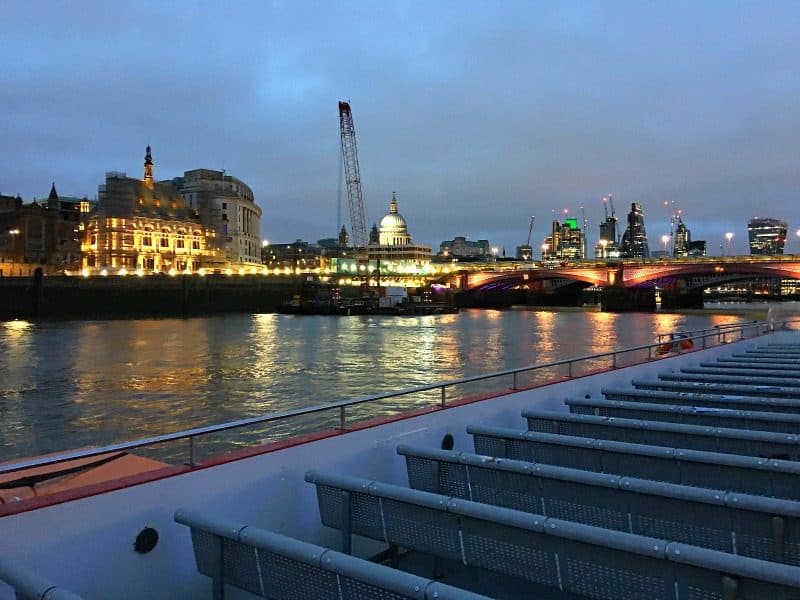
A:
620;202;650;259
748;217;787;255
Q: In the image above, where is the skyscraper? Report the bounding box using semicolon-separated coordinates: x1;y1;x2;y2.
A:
748;217;787;255
543;217;585;260
620;202;650;259
673;217;690;257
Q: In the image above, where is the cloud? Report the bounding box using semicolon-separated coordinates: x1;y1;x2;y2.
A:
1;1;798;253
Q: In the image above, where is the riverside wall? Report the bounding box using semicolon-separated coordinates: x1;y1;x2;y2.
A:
0;274;301;320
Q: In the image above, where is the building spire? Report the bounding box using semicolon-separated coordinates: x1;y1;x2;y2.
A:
389;191;398;214
143;145;154;189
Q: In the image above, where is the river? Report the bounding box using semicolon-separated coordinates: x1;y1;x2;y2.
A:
0;303;780;462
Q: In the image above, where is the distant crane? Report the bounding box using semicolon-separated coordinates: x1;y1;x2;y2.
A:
526;216;535;246
519;215;535;260
338;101;368;250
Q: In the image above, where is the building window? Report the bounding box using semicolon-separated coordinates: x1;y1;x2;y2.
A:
222;203;227;209
143;257;155;269
143;230;153;246
222;214;227;221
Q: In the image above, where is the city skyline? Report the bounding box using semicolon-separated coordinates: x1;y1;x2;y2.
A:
2;2;798;255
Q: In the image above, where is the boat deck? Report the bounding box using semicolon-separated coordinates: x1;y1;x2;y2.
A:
3;327;800;598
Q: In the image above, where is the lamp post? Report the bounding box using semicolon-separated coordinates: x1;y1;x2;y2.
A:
725;232;734;257
541;243;549;260
796;229;800;254
661;234;670;256
599;239;608;259
8;227;20;259
491;246;499;262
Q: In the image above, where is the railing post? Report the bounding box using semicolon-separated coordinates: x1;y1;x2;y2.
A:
512;372;518;390
612;352;617;369
567;361;573;378
188;436;196;466
648;346;652;360
440;385;447;407
340;405;346;430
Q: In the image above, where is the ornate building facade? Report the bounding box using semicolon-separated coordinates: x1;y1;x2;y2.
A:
82;147;216;274
0;185;93;276
170;168;262;268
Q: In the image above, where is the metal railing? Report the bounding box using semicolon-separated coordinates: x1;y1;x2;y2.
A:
1;318;796;476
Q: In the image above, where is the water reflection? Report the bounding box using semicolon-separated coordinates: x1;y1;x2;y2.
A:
0;306;770;461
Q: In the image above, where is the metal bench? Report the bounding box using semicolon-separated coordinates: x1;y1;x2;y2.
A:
602;386;800;413
565;398;800;434
631;378;800;399
682;366;800;378
0;559;83;600
522;409;800;459
726;354;800;364
658;371;800;388
305;470;800;600
174;508;487;600
397;443;800;564
705;360;800;371
468;424;800;499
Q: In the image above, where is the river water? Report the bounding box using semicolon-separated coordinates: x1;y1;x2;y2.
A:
0;304;778;463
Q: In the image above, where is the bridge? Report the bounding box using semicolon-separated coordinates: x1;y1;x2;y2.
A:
438;256;800;311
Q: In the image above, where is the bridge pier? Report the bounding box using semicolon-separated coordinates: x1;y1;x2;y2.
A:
600;286;656;312
660;288;704;310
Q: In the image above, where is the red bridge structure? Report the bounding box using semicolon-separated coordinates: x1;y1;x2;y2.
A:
440;256;800;311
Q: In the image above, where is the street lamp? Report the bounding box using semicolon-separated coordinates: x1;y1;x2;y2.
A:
661;234;670;255
541;243;549;260
796;229;800;254
725;232;734;256
599;239;608;258
491;246;499;261
7;228;20;261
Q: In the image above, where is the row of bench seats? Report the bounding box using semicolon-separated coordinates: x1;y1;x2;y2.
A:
564;397;800;434
396;444;800;564
601;386;800;413
630;378;800;398
174;508;489;599
304;470;800;600
522;409;800;459
177;339;800;598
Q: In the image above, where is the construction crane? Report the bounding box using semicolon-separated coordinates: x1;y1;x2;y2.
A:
518;216;535;260
526;215;535;246
338;101;368;250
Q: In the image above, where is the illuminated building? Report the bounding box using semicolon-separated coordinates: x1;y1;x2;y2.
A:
687;240;707;257
170;168;262;268
748;217;787;255
595;214;619;258
673;218;690;257
365;193;431;264
619;202;650;259
0;185;94;276
261;240;323;271
542;217;585;260
82;147;216;273
439;236;490;260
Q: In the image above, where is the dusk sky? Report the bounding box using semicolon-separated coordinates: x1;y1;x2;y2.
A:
2;1;798;255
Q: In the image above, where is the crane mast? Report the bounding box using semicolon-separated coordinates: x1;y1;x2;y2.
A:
338;101;368;250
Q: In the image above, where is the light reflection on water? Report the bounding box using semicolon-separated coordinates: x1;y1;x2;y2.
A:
0;306;771;462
